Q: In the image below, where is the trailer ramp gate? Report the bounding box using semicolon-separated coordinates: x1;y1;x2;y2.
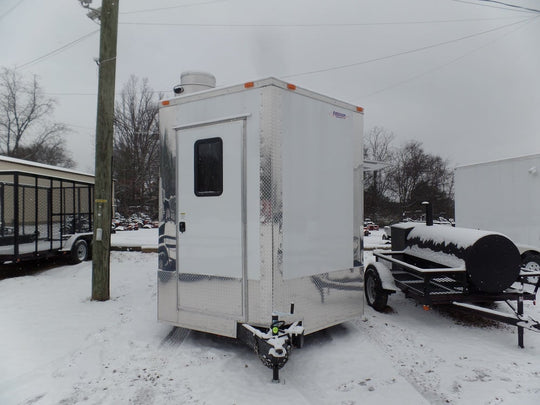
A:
0;171;94;263
374;250;540;348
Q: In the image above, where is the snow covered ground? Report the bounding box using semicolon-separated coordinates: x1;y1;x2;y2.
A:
1;231;539;404
111;228;158;249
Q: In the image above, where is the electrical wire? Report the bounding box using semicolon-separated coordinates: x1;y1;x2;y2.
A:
45;89;169;96
120;0;227;15
119;0;540;16
363;15;540;98
7;4;529;71
45;92;96;96
477;0;540;13
118;16;525;28
0;0;25;21
281;16;535;79
65;123;95;130
450;0;539;13
15;29;100;70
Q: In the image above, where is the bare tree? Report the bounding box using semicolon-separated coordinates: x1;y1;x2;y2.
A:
0;67;73;166
113;76;160;218
364;126;395;196
11;142;75;167
387;140;454;217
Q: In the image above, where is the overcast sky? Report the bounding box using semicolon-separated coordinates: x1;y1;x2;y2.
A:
1;0;539;173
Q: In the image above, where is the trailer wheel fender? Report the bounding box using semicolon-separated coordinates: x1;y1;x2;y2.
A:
365;260;396;292
70;239;89;264
364;265;389;312
522;252;540;272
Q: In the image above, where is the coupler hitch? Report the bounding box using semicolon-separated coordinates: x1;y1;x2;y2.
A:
242;304;305;382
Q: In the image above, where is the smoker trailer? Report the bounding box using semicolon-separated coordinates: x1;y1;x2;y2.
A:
0;167;94;265
158;73;364;379
365;204;540;348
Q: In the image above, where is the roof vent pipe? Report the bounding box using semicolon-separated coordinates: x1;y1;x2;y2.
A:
422;201;433;226
173;71;216;96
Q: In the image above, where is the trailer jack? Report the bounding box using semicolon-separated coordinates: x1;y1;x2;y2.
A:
453;296;540;348
242;315;304;383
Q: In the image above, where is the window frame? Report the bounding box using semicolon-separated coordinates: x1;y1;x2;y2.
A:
193;137;223;197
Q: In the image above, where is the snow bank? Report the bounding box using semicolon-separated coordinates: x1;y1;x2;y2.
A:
111;228;157;248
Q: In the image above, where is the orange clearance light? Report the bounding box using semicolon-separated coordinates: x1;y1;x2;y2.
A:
161;100;170;106
287;83;297;90
423;305;430;311
356;106;364;113
244;82;254;88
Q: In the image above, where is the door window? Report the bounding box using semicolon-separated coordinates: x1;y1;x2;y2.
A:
194;137;223;196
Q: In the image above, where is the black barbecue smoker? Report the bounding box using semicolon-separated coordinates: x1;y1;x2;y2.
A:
365;202;540;347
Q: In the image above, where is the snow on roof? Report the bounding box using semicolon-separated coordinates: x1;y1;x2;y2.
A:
0;155;94;181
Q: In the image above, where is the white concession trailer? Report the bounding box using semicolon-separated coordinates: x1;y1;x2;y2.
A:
158;74;364;378
455;154;540;270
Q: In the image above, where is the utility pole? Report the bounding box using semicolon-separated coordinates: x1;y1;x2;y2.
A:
90;0;119;301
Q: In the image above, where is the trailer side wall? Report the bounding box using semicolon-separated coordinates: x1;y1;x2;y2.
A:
455;154;540;248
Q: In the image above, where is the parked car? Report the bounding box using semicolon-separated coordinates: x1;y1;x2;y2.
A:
364;221;379;231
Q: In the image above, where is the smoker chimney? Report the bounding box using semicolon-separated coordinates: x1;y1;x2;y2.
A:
422;201;433;226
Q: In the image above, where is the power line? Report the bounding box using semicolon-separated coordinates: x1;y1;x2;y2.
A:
0;0;25;21
363;15;540;98
477;0;540;13
8;10;528;71
44;90;167;97
118;16;525;28
46;92;96;96
120;0;540;17
450;0;539;13
281;16;535;79
119;0;227;15
65;123;95;130
16;29;100;70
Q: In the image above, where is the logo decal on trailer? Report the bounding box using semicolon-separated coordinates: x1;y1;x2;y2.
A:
332;111;347;119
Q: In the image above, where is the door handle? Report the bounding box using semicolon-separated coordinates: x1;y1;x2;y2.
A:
179;221;186;233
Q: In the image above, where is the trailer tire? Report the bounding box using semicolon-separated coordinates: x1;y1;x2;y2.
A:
522;253;540;272
70;239;89;264
364;266;388;312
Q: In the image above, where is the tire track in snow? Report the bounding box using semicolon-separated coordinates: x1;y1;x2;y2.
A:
354;299;540;404
354;308;453;404
282;324;430;405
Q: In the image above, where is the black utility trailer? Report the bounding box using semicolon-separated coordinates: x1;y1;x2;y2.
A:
365;204;540;348
0;171;94;265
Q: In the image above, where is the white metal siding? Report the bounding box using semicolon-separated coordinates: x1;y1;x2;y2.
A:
455;154;540;247
280;91;355;279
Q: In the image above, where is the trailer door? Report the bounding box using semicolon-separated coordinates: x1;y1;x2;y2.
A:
176;119;246;318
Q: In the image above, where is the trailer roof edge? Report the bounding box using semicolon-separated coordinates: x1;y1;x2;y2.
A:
455;153;540;170
161;77;364;114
